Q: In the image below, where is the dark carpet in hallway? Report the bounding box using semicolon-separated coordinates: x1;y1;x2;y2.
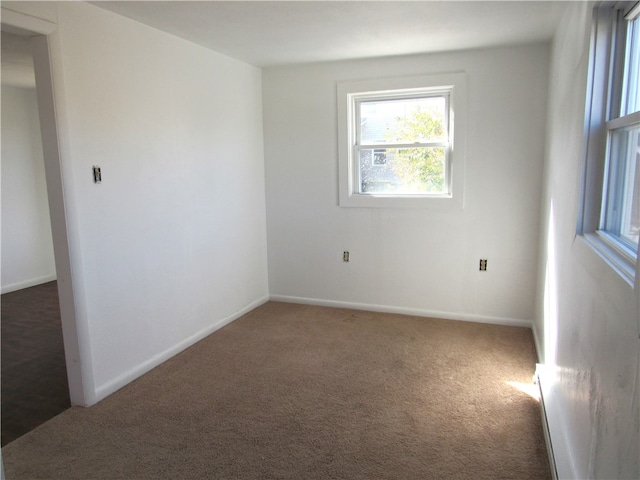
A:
1;281;70;446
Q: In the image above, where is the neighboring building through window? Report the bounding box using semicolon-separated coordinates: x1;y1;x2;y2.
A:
338;73;466;209
580;1;640;284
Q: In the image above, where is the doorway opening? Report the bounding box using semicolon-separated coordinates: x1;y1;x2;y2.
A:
1;5;89;443
1;30;70;446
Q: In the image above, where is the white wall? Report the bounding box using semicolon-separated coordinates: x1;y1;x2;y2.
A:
263;44;549;325
4;2;269;404
1;84;56;293
535;2;640;478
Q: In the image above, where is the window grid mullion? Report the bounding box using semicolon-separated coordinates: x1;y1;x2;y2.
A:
356;141;450;150
606;110;640;130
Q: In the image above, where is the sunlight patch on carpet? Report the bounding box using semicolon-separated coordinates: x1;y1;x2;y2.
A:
506;381;540;401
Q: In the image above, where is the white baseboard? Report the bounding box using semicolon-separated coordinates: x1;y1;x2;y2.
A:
1;274;58;294
536;364;559;480
532;322;544;363
270;294;533;328
536;363;577;480
91;294;532;407
93;294;270;404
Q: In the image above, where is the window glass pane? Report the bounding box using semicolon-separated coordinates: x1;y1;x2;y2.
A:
603;123;640;250
359;96;447;145
622;15;640;115
358;147;447;194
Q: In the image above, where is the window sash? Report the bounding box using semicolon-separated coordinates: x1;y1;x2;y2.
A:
354;145;452;196
354;92;450;146
599;115;640;251
352;89;453;197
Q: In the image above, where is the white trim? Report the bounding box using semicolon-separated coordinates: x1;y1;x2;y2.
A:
270;294;532;328
605;109;640;129
1;274;58;294
93;295;270;405
32;30;96;407
624;1;640;21
535;364;580;480
583;232;636;285
535;365;559;480
0;7;56;35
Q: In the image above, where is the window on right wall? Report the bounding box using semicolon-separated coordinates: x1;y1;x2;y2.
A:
580;1;640;284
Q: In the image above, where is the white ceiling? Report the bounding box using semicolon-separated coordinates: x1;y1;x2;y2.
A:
92;1;567;68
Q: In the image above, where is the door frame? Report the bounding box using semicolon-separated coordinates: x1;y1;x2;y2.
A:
2;6;93;407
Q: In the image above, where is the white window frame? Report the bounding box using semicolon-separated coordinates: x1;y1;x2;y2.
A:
579;1;640;285
337;73;467;209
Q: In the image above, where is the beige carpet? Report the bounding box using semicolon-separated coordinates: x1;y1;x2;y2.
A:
2;302;551;479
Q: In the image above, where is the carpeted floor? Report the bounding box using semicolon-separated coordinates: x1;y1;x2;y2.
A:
1;281;71;446
2;302;551;479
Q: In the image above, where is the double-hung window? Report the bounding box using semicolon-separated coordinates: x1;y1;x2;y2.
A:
581;1;640;284
338;73;466;208
355;92;450;195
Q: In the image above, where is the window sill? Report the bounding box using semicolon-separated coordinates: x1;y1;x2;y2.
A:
339;192;463;209
581;232;637;286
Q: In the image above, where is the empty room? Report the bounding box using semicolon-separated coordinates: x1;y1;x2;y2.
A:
0;1;638;479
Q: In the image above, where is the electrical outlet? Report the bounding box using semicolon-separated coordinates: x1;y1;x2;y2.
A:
92;165;102;184
343;251;350;262
479;259;487;271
